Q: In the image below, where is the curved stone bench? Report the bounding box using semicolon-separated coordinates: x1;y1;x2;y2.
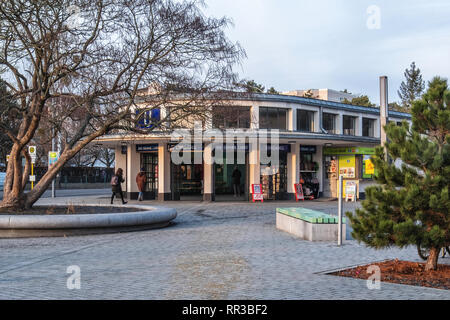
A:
0;204;177;238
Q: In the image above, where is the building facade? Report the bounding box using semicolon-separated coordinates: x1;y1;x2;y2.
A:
282;89;357;103
96;93;411;202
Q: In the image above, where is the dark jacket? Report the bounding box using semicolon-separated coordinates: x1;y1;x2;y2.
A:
136;172;147;192
112;174;125;193
232;169;241;185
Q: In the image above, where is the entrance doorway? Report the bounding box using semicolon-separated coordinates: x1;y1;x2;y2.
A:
214;158;247;201
140;153;158;200
171;151;204;201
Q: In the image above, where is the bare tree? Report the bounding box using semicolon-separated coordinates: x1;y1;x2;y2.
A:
0;0;245;210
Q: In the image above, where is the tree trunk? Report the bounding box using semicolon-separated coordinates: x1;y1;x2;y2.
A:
425;247;439;271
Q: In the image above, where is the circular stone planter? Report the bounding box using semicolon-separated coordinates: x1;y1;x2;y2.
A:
0;204;177;238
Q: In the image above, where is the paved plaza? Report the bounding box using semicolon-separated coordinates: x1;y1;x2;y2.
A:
0;193;449;300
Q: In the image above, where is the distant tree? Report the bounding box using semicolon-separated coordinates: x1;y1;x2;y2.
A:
349;77;450;272
238;80;265;93
341;89;352;94
398;62;425;109
389;102;408;113
343;95;376;108
267;87;279;95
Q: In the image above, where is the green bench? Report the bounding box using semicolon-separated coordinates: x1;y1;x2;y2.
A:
276;208;347;242
276;208;346;224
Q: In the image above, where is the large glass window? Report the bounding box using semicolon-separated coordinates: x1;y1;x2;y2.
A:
362;118;375;137
323;113;337;134
259;107;287;130
343;116;357;136
297;110;315;132
213;106;251;129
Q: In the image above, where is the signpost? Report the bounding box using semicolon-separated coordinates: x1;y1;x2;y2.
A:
338;175;344;246
49;151;59;198
251;184;264;203
28;146;36;190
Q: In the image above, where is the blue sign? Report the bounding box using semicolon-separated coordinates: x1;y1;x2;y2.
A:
136;108;161;129
136;144;159;152
300;146;316;153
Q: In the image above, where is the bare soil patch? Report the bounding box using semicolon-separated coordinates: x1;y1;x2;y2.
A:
329;259;450;290
0;205;146;215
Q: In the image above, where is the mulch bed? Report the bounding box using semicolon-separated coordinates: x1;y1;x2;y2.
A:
329;259;450;290
0;205;146;215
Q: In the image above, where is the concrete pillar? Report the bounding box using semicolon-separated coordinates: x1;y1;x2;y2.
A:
158;143;172;201
337;113;343;135
203;143;214;201
248;141;260;200
288;108;296;131
126;144;140;200
250;105;260;129
357;116;363;136
287;143;300;198
114;146;127;185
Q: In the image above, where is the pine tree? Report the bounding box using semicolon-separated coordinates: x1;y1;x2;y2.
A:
349;77;450;271
398;62;425;109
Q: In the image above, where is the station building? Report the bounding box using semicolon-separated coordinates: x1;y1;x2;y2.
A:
96;88;411;202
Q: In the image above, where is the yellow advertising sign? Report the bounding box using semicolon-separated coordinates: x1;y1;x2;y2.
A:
337;180;359;199
365;158;375;175
339;155;356;178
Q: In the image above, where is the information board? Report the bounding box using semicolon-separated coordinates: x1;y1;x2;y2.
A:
251;184;264;202
294;183;304;202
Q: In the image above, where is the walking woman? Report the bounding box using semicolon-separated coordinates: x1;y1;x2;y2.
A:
111;168;127;205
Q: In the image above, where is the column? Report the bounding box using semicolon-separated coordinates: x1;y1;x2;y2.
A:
288;108;296;131
357;116;363;136
158;143;172;201
203;143;214;201
337;113;343;135
248;141;260;201
126;144;140;200
287;143;300;199
250;105;260;129
114;146;127;188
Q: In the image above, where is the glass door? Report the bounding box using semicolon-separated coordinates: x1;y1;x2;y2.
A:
141;153;158;200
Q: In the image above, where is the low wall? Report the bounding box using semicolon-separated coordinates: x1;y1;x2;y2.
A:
0;204;177;238
276;212;346;242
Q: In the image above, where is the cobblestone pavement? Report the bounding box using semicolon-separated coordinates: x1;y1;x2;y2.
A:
0;195;449;300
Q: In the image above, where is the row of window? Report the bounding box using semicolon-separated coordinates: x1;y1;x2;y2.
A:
139;106;377;137
258;108;376;137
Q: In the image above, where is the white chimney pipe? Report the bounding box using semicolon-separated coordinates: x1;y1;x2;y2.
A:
380;76;389;149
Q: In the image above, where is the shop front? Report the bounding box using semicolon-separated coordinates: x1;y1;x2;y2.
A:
299;145;321;199
323;147;376;199
213;144;249;201
260;144;290;201
169;143;204;201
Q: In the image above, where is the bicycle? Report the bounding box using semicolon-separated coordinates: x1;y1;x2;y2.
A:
417;243;450;261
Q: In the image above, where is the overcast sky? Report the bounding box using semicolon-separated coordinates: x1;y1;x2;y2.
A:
204;0;450;104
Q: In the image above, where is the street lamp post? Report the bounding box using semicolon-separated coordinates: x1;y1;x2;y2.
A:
338;175;343;246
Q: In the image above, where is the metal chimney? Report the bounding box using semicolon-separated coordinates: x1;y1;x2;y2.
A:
380;76;389;148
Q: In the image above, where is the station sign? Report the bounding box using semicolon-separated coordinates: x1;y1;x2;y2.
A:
300;146;317;153
136;144;159;152
28;146;37;163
